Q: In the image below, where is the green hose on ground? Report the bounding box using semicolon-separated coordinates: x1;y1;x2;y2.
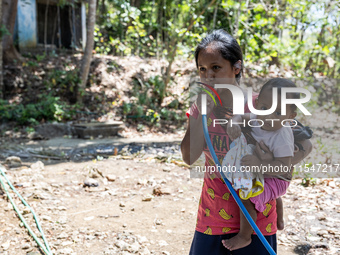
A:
0;165;52;255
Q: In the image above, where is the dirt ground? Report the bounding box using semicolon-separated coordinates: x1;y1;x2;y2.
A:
0;134;339;255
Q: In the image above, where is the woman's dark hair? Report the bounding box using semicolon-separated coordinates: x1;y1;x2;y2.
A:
259;78;300;111
194;29;243;82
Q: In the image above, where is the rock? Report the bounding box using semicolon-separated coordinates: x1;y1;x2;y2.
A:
1;240;10;250
5;156;22;168
163;167;171;172
306;235;321;242
84;178;99;187
21;243;31;250
293;241;312;254
128;242;140;253
30;161;44;171
313;242;329;249
106;174;116;182
317;229;329;237
153;186;171;196
57;232;69;239
119;202;126;207
158;240;169;246
137;236;149;244
142;195;153;202
115;240;128;250
61;241;73;246
58;248;74;254
84;216;95;221
140;247;151;255
28;132;44;140
41;215;52;221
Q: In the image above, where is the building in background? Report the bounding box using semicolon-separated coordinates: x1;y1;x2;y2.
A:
14;0;86;52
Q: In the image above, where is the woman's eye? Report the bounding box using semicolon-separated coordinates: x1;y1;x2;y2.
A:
199;67;206;72
261;106;267;110
213;66;221;70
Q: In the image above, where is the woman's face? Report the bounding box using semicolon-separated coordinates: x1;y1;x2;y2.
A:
197;44;239;86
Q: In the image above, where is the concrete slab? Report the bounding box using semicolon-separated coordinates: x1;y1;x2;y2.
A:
72;121;124;138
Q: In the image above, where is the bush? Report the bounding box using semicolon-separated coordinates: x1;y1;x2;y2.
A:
0;95;79;125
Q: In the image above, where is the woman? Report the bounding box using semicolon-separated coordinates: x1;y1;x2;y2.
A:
181;29;312;255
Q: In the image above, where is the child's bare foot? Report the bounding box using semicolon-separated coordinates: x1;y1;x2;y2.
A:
222;234;252;251
277;219;284;230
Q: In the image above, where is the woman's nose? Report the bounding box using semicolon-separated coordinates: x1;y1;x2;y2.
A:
206;69;215;81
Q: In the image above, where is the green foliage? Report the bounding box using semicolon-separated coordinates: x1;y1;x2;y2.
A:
0;95;79;125
121;75;185;126
94;0;339;79
0;25;11;39
44;68;81;102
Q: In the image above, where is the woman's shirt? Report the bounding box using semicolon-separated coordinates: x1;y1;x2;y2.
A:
186;95;277;236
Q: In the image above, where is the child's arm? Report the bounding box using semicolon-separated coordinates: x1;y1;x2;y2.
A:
241;154;292;176
226;113;251;140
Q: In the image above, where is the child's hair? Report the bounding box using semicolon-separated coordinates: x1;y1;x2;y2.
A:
194;29;243;83
259;78;300;111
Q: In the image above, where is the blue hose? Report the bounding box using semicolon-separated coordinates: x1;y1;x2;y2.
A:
202;114;276;255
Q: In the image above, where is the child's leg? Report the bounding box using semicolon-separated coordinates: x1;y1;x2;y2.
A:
276;197;284;230
222;199;257;251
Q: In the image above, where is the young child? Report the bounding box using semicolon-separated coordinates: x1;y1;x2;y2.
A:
222;78;299;251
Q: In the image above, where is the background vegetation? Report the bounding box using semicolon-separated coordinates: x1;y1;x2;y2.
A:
1;0;339;128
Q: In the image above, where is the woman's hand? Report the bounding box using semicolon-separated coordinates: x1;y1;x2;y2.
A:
195;92;215;116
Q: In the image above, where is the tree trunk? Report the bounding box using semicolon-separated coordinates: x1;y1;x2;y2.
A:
2;0;22;63
78;0;96;103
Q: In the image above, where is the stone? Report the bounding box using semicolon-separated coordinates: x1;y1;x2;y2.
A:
317;229;329;236
28;132;44;140
140;247;151;255
30;161;44;171
163;167;171;172
128;242;140;253
293;241;312;254
115;240;128;250
57;233;69;239
158;240;169;246
137;236;149;244
153;186;171;196
1;240;10;250
142;195;153;202
106;175;116;182
84;178;99;187
313;242;329;249
5;156;22;168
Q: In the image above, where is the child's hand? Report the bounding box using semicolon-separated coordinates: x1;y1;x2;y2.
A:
227;122;241;140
